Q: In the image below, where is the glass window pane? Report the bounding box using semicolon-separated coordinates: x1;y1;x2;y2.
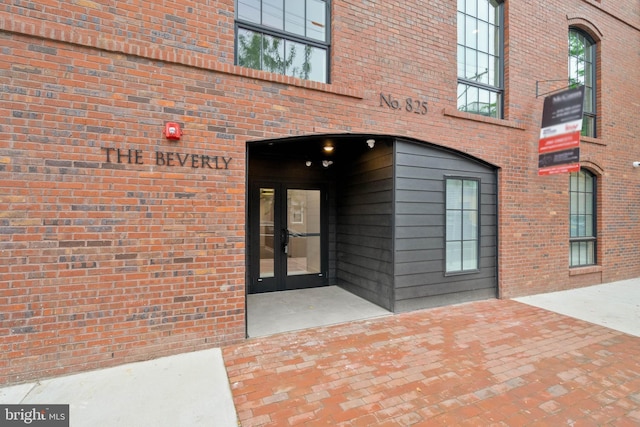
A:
307;46;327;83
585;193;593;214
578;172;585;192
284;0;305;36
466;15;477;49
457;12;465;45
489;55;499;86
462;240;478;270
457;83;468;111
457;46;465;78
238;0;261;23
583;116;595;137
488;24;496;55
477;0;489;22
259;188;275;278
462;211;477;239
584;43;594;62
263;0;283;30
465;0;477;16
447;211;462;240
478;88;491;116
488;1;499;24
286;42;326;83
463;180;478;208
477;53;489;83
467;85;479;113
285;39;304;78
262;34;285;74
586;241;595;264
306;0;326;42
447;242;462;272
492;92;501;118
579;241;588;265
578;192;586;213
569;243;580;267
584;86;593;113
570;192;578;215
585;214;594;236
477;21;489;52
287;235;321;275
465;47;476;78
447;179;463;209
570;173;578;191
237;29;264;70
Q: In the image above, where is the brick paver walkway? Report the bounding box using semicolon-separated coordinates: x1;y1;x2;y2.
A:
222;299;640;426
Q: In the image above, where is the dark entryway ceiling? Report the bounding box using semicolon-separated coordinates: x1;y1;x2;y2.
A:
247;133;393;164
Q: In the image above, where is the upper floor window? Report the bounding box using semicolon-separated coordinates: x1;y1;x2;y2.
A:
457;0;504;118
569;169;596;267
569;28;596;137
235;0;329;83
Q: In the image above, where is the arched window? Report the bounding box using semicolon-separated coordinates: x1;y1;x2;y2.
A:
569;169;596;267
569;28;596;137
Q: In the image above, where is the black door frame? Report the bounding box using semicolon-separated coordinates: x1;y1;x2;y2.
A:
248;181;329;294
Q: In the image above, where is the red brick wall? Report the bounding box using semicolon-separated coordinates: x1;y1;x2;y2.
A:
1;0;639;384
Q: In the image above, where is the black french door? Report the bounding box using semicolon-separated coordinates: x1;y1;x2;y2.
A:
249;182;327;293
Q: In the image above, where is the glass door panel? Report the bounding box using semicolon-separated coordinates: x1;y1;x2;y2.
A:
250;183;326;294
259;188;275;279
287;189;321;276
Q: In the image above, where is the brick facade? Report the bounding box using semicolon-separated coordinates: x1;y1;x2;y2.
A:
1;1;639;385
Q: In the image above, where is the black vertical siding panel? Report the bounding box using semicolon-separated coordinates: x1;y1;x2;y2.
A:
336;145;395;310
394;140;498;312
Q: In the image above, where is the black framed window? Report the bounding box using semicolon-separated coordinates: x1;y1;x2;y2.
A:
446;178;480;273
235;0;329;83
569;28;596;137
457;0;504;118
569;169;596;267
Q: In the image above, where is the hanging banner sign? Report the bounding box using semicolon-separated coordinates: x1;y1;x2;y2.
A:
538;86;585;175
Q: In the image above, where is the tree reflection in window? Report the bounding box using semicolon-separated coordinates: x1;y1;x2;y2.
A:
236;1;328;83
569;28;596;137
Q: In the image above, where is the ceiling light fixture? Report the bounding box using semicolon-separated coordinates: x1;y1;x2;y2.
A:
366;139;375;148
323;144;334;153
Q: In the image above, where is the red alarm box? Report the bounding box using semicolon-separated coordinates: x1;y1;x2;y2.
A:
163;122;183;140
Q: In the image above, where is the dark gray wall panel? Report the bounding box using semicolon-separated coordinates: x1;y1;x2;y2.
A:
395;288;497;312
336;145;395;311
393;139;498;312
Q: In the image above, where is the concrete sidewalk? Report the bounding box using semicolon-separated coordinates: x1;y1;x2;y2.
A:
1;278;640;426
0;348;238;427
514;277;640;337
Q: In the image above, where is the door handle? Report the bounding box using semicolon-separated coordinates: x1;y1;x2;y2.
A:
282;228;289;254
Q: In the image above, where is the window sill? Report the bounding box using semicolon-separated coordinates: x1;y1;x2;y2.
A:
581;135;606;147
569;265;602;276
228;65;364;99
443;107;526;130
